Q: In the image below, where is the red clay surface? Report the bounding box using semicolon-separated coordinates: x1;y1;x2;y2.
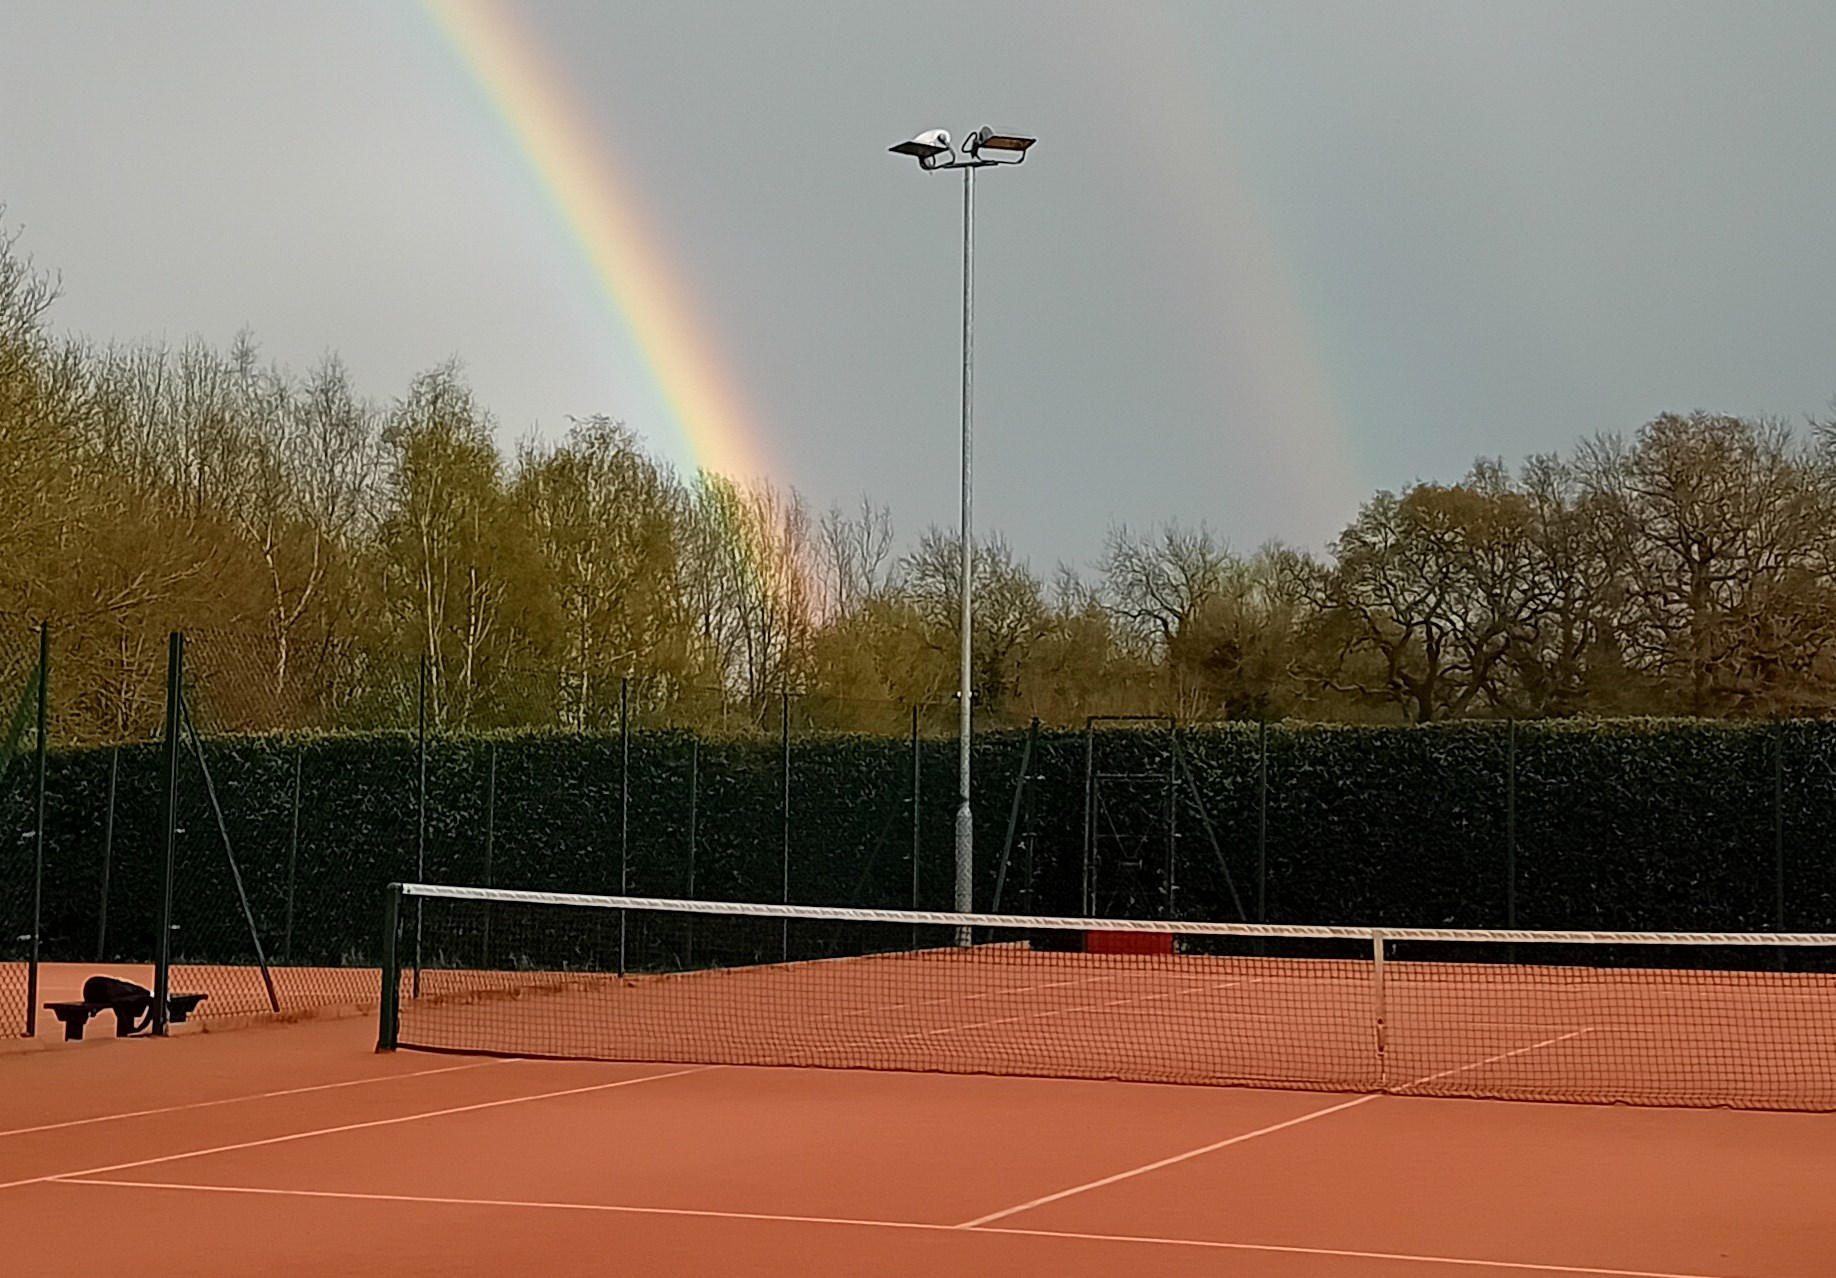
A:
3;1013;1832;1276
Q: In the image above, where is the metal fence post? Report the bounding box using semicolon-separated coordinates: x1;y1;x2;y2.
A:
24;622;48;1037
1506;718;1518;929
685;735;697;899
1774;723;1785;932
413;654;427;998
153;631;184;1036
910;704;921;947
1256;719;1268;925
483;740;496;964
1164;720;1177;918
617;676;629;976
780;689;791;961
96;745;118;962
685;732;698;967
283;746;301;962
484;741;496;888
1081;720;1095;916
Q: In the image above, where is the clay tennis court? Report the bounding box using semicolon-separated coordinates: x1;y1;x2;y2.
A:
3;947;1834;1277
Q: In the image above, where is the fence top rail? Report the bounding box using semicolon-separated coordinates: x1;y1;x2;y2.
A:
395;884;1836;948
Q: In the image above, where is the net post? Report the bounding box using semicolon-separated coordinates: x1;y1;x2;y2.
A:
378;883;403;1052
1371;928;1388;1090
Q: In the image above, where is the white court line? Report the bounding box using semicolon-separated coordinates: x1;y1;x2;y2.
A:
0;1058;516;1140
956;1030;1595;1228
47;1178;1734;1278
1395;1030;1595;1092
0;1065;712;1193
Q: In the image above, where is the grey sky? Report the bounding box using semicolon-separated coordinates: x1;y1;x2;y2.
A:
4;1;1835;573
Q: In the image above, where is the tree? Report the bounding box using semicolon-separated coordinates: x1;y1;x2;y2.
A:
514;415;685;722
375;365;533;727
1579;414;1832;715
676;472;816;710
899;529;1045;716
1315;465;1547;722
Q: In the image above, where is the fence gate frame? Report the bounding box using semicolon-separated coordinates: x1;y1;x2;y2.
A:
1081;715;1181;919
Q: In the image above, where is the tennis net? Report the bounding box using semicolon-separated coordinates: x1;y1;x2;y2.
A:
380;884;1836;1111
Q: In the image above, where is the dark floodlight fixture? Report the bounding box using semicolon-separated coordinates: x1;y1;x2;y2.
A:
889;129;954;168
962;127;1036;165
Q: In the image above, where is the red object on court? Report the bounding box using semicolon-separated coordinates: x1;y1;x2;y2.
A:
1083;930;1174;955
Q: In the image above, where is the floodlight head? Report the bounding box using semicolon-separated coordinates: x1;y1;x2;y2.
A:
964;126;1035;164
889;129;954;167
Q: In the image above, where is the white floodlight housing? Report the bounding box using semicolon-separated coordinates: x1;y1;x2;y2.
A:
888;129;954;167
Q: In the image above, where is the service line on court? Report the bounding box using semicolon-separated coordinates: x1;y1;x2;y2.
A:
46;1178;1736;1278
956;1029;1595;1228
0;1057;518;1140
0;1065;714;1193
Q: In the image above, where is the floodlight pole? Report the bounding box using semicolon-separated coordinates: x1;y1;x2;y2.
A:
891;126;1033;946
954;162;976;943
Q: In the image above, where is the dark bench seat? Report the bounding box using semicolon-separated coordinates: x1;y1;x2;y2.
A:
43;978;207;1041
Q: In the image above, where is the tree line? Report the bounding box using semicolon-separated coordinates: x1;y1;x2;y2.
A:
5;226;1836;741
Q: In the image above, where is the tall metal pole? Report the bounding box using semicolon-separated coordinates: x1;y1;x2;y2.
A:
954;163;976;943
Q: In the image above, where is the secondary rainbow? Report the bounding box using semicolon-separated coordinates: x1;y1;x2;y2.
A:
421;0;768;482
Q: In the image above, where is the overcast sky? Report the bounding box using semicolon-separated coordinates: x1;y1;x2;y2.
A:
4;1;1835;571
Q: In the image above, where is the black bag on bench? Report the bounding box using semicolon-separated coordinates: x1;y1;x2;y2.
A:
43;978;208;1041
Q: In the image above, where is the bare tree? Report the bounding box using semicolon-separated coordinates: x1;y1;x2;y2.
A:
816;496;894;619
1579;414;1831;715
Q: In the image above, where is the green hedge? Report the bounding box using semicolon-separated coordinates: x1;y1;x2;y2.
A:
5;720;1835;971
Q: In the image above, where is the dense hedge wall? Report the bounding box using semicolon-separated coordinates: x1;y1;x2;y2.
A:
4;720;1835;972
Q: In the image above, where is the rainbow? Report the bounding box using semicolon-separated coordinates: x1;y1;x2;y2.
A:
1081;5;1368;538
420;0;768;483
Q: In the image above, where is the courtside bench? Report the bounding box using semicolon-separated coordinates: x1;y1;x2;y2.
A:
44;977;207;1041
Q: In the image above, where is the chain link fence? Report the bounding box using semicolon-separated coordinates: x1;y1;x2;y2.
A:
0;625;41;1035
13;627;1836;1038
